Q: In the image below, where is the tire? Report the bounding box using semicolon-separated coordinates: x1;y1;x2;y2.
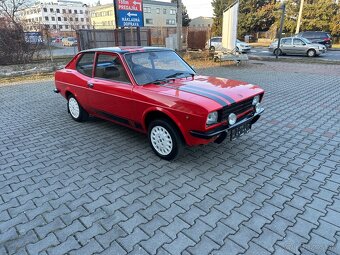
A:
148;119;184;160
273;48;282;56
307;49;316;57
67;95;88;122
209;46;215;51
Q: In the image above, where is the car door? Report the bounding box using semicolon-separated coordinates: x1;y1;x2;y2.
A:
292;38;307;55
280;38;293;54
87;52;135;126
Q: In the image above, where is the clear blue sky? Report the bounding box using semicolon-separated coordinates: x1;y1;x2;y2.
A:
87;0;213;19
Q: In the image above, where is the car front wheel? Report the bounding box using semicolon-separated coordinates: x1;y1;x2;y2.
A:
67;95;88;122
307;49;316;57
148;119;184;160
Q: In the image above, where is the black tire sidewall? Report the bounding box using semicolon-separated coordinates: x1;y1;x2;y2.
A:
148;119;183;160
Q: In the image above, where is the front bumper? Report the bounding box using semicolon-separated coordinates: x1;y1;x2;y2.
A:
190;108;264;140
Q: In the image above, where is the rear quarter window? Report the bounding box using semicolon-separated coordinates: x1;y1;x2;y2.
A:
76;52;95;77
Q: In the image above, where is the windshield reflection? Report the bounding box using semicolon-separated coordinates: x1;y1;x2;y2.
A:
124;50;195;85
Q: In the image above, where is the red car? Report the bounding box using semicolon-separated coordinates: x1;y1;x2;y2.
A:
54;47;264;160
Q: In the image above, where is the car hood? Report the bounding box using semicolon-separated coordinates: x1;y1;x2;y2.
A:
144;75;264;109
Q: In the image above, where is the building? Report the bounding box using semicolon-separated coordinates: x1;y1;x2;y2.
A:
89;0;177;29
189;16;213;28
143;0;177;27
19;0;90;35
89;4;115;29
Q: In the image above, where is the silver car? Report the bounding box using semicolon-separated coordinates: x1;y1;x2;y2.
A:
269;37;326;57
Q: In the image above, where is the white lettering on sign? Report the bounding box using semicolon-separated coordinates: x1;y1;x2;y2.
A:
118;0;129;4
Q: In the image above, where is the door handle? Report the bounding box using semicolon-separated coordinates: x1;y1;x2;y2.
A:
88;82;94;88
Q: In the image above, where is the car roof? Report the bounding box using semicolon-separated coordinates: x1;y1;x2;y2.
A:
81;46;172;54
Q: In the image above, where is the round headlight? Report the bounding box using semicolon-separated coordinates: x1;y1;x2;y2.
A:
207;111;218;125
252;95;260;105
228;113;237;125
255;103;262;113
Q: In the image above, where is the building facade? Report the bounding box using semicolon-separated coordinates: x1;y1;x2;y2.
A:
143;0;177;27
89;5;115;29
19;0;90;34
89;0;177;29
189;16;213;28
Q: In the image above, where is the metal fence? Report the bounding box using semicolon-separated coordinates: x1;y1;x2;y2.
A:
76;27;211;51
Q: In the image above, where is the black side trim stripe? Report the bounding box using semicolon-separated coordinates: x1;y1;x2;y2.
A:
184;85;236;104
179;86;228;107
96;111;130;125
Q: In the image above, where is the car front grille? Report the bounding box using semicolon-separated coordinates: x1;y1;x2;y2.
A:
218;98;254;122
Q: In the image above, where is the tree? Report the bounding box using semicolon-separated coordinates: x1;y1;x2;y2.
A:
212;0;277;38
171;0;191;27
330;4;340;36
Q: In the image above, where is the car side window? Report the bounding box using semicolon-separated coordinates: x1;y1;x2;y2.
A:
76;52;95;77
217;38;222;43
281;38;291;45
293;38;304;45
95;53;130;83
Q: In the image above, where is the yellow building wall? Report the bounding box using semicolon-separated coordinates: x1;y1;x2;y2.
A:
90;5;116;29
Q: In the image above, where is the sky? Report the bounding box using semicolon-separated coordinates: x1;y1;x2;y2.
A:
88;0;213;19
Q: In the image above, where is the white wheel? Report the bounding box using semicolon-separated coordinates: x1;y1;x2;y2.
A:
68;97;80;119
150;126;173;156
67;95;88;122
148;119;184;160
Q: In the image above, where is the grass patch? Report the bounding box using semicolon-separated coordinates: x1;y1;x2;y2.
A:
0;73;54;85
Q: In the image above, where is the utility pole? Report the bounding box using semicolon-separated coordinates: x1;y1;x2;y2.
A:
295;0;304;34
276;2;285;59
176;0;182;51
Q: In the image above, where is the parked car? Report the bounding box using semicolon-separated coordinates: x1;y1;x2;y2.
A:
296;31;332;48
205;37;251;53
24;32;43;44
52;37;63;43
54;47;265;160
268;37;326;57
62;37;77;46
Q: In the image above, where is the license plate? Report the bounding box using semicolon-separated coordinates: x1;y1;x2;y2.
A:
230;122;251;141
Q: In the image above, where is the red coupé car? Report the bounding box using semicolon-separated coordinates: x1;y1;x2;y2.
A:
54;47;264;160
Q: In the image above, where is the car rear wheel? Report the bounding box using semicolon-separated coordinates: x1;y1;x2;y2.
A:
148;119;183;160
273;48;282;56
307;49;316;57
67;95;88;122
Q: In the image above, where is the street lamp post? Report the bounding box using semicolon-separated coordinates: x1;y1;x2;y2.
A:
276;2;286;59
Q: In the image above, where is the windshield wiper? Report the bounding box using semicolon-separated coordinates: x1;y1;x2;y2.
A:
166;72;194;79
142;78;170;86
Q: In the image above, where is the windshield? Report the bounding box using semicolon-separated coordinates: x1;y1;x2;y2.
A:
124;50;195;85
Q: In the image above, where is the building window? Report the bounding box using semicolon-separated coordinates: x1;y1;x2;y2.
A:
59;25;63;29
146;18;153;25
62;9;66;13
50;8;53;12
166;19;175;25
56;9;60;13
81;18;84;22
156;8;160;14
43;8;47;12
86;18;89;22
51;16;55;21
45;16;49;21
52;25;56;29
65;25;69;29
75;18;79;22
80;10;83;14
163;9;166;14
82;25;85;28
85;10;88;15
58;17;61;21
144;7;151;13
68;9;72;14
70;17;73;21
170;9;176;15
64;17;67;21
74;10;77;14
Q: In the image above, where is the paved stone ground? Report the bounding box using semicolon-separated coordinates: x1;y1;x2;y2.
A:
0;61;339;255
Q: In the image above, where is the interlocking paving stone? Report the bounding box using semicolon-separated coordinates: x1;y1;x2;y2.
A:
0;61;339;254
